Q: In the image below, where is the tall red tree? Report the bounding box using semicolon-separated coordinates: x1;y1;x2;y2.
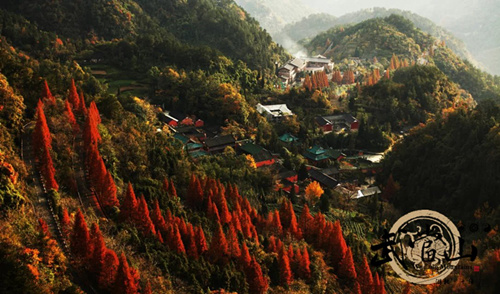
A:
247;256;269;294
299;204;313;238
113;253;139;294
90;223;107;275
61;208;71;239
42;80;56;105
40;146;59;191
300;247;311;280
101;171;119;208
357;256;374;293
150;199;166;232
209;223;229;262
195;226;208;255
168;179;177;199
137;195;155;236
70;209;91;259
68;79;81;111
79;90;88;115
65;100;79;134
187;174;204;209
279;247;293;286
170;224;186;254
338;247;357;280
99;249;119;290
119;183;138;223
330;220;348;267
226;223;241;257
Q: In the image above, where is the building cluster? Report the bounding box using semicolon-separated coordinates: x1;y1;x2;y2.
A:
277;55;334;86
159;105;378;199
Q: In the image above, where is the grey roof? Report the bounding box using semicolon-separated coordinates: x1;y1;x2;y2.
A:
356;186;381;198
306;57;332;64
289;58;306;68
308;169;339;189
205;135;235;148
280;64;294;71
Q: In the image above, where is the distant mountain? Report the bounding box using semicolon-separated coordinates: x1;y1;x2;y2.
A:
305;15;500;101
276;8;477;68
437;0;500;75
234;0;315;34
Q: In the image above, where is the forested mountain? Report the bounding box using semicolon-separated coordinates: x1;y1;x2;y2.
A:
234;0;314;35
277;8;476;66
1;1;499;294
0;0;288;71
305;15;500;102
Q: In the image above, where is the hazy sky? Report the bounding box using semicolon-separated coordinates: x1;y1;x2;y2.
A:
300;0;483;26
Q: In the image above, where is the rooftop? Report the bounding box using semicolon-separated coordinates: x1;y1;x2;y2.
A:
204;135;235;148
308;169;339;189
279;133;299;143
256;103;293;118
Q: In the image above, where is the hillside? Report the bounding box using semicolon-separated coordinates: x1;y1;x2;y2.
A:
277;8;477;67
305;15;500;102
0;0;288;71
1;1;500;294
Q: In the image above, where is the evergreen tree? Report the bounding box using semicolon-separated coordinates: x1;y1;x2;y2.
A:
99;249;119;290
42;80;56;105
119;183;138;223
338;247;357;280
113;253;139;294
136;195;155;236
68;79;80;111
187;174;203;209
101;172;120;209
209;223;229;263
65;100;79;134
70;209;91;260
90;223;106;276
247;256;268;294
279;247;293;286
357;256;374;294
195;226;208;255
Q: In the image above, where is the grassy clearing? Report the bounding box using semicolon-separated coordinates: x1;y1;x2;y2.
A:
87;64;149;97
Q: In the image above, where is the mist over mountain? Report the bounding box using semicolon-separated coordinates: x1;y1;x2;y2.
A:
236;0;500;75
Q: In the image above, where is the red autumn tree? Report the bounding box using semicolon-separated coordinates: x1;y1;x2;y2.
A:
300;247;311;280
299;204;313;236
70;209;91;260
247;256;269;294
99;249;119;290
68;79;80;111
187;174;204;209
186;226;199;259
279;247;293;286
150;199;166;232
101;171;120;209
79;90;87;115
90;223;106;275
65;100;79;134
40;147;59;191
113;253;139;294
382;174;399;201
226;223;241;257
213;187;231;224
338;247;357;280
136;195;155;236
402;282;411;294
240;242;252;268
33;100;51;154
207;196;221;223
195;226;208;255
330;220;348;267
38;218;50;238
357;256;374;294
119;183;138;223
268;210;283;235
61;208;71;238
42;80;56;105
162;178;169;193
168;179;177;199
209;223;229;262
89;101;101;124
384;68;390;79
170;224;186;254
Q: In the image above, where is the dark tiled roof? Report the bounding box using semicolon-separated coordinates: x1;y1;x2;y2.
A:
239;143;264;155
315;116;330;126
205;135;235;148
308;169;339;189
321;113;357;124
253;150;273;163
